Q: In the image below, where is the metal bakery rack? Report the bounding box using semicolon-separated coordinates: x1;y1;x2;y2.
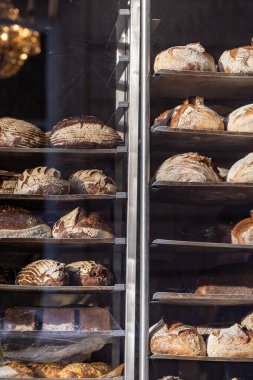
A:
140;0;253;379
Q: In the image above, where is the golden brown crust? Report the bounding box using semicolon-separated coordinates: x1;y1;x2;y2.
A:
28;362;64;378
1;362;34;377
231;212;253;245
65;261;114;286
59;362;112;378
69;170;117;195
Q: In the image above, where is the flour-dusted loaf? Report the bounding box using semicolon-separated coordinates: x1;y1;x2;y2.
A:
0;361;34;378
0;117;46;148
227;153;253;183
241;312;253;331
150;322;207;356
69;169;117;195
14;167;70;195
59;362;112;378
79;307;111;331
16;259;67;286
227;104;253;132
65;261;114;286
231;211;253;245
154;43;216;73
4;308;36;331
49;116;122;149
155;152;221;183
0;170;20;194
0;206;51;238
42;308;75;331
155;97;224;131
207;324;253;357
219;39;253;74
28;363;64;378
52;207;113;239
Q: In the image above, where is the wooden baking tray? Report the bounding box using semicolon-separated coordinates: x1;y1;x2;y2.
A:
150;354;253;362
0;284;125;294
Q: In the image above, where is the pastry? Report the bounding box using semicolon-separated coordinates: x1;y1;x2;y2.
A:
155;152;221;182
231;211;253;245
219;39;253;73
154;43;216;73
0;361;34;378
59;362;112;378
52;207;113;239
0;206;51;238
227;104;253;132
0;264;17;284
14;167;70;195
150;322;206;356
49;116;122;149
227;153;253;183
0;117;46;148
41;308;75;331
207;324;253;357
28;363;64;378
65;261;114;286
79;307;111;331
241;312;253;331
0;170;20;194
69;169;117;195
16;259;67;286
4;308;36;331
155;97;224;131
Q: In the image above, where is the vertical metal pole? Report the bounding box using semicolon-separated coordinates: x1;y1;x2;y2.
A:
140;0;150;378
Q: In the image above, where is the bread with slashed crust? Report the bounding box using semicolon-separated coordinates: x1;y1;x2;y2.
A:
69;169;117;195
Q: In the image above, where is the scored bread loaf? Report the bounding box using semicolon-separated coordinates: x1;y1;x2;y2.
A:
52;207;113;239
69;169;117;195
227;153;253;183
14;167;70;195
227;104;253;132
207;324;253;357
0;117;46;148
150;322;207;356
49;116;122;149
65;261;114;286
155;152;221;182
28;363;64;378
219;39;253;73
0;361;34;378
0;206;51;238
16;259;67;286
0;170;20;194
154;43;216;73
59;362;112;378
231;211;253;245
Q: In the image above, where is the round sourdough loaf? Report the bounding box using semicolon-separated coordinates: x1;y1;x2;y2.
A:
154;43;216;73
227;153;253;183
231;211;253;245
65;261;114;286
59;362;112;378
69;169;117;194
219;39;253;73
227;104;253;132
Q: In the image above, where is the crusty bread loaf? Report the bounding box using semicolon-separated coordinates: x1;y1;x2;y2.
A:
231;211;253;245
65;261;114;286
49;116;122;149
241;312;253;331
14;167;70;195
0;206;51;238
16;259;67;286
28;363;64;378
150;322;207;356
155;152;221;182
69;169;117;195
52;207;113;239
4;308;36;331
154;43;216;73
207;324;253;357
227;153;253;183
59;362;112;378
0;170;20;194
0;117;46;148
219;39;253;73
227;104;253;132
0;361;34;378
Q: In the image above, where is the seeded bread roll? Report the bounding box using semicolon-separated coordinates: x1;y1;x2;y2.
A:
0;206;51;238
0;117;46;148
155;152;221;183
65;261;114;286
207;324;253;357
16;259;67;286
50;116;122;149
227;104;253;132
0;361;34;378
14;167;70;195
219;39;253;74
154;43;216;73
69;169;117;195
28;363;64;378
4;308;36;331
227;153;253;183
0;170;20;194
52;207;113;239
150;322;207;356
59;362;112;378
231;211;253;245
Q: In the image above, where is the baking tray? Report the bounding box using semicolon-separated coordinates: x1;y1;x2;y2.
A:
150;354;253;362
0;284;125;294
0;193;127;201
0;330;125;340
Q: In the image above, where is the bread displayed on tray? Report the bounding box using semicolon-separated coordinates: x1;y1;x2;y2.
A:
52;207;113;239
69;169;117;195
58;362;112;378
65;261;114;286
49;116;122;149
28;362;64;378
14;167;70;195
155;97;224;131
0;361;34;378
41;308;75;331
154;43;216;73
79;307;111;331
231;211;253;245
219;39;253;73
227;153;253;183
0;170;20;194
3;308;36;331
0;206;51;238
155;152;221;183
227;104;253;132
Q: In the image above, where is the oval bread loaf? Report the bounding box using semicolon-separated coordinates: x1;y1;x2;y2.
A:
227;153;253;183
219;39;253;73
65;261;114;286
69;169;117;195
227;104;253;132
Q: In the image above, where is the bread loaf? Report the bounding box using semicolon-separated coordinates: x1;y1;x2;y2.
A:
4;308;36;331
207;324;253;357
0;361;34;378
227;153;253;183
16;259;67;286
14;167;70;195
0;170;20;194
59;362;112;378
79;307;111;331
241;312;253;331
231;211;253;245
65;261;114;286
0;206;51;238
155;152;221;182
69;169;117;195
219;39;253;73
154;43;216;73
49;116;122;149
0;117;46;148
28;363;64;378
227;104;253;132
52;207;113;239
42;308;75;331
150;322;207;356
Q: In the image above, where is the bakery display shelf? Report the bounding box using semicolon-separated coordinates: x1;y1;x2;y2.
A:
0;284;125;294
34;378;124;380
0;330;125;340
150;354;253;363
151;70;253;100
0;192;127;201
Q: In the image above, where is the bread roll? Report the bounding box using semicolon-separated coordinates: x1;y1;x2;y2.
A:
52;207;113;239
154;43;216;73
28;363;64;378
207;324;253;357
219;39;253;73
65;261;114;286
227;104;253;132
0;361;34;378
0;206;51;238
59;362;112;378
50;116;122;149
241;312;253;331
227;153;253;183
69;169;117;195
16;259;67;286
150;322;207;356
155;152;221;182
231;211;253;245
14;167;70;195
0;117;46;148
0;170;20;194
